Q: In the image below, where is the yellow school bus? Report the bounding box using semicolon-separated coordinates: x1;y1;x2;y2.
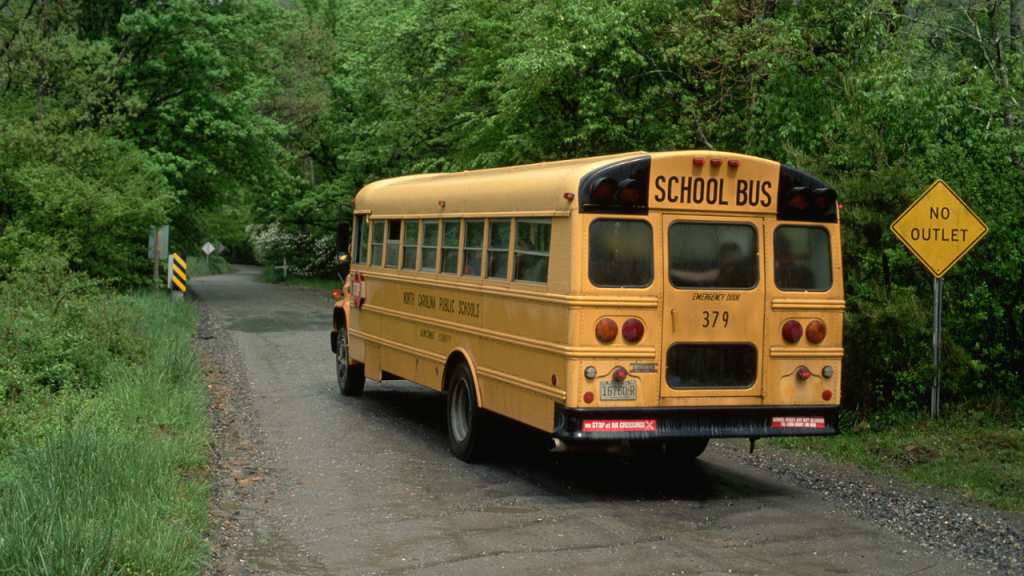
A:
329;151;843;461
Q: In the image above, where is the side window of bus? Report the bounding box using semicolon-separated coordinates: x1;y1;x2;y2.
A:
421;220;439;272
355;215;369;265
385;219;401;268
370;220;384;266
514;219;551;283
588;219;653;288
774;226;832;291
402;220;419;270
441;220;461;274
487;219;512;280
668;223;758;289
462;220;485;276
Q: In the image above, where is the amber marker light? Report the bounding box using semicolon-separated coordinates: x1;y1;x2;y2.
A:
595;318;618;342
332;289;343;299
806;320;826;344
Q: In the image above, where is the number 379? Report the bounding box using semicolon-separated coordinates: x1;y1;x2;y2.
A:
702;311;729;328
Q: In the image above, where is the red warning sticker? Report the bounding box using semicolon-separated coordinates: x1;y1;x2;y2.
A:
772;416;826;429
583;419;656;433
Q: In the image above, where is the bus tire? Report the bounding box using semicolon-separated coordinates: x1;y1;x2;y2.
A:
336;327;365;397
446;362;483;462
666;437;709;460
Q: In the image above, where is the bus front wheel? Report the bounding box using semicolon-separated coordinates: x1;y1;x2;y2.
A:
447;362;483;462
336;327;365;397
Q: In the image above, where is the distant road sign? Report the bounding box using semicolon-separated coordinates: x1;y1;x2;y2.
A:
890;179;988;277
202;242;215;256
215;242;225;254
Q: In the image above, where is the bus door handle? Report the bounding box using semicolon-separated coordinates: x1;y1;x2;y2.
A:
670;309;676;332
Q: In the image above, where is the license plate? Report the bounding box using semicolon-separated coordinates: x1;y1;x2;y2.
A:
599;380;637;401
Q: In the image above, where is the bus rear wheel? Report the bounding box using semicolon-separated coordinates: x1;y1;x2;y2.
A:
446;362;483;462
336;327;365;397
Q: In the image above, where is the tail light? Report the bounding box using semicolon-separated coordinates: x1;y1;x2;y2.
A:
618;179;642;204
596;318;618;342
584;391;595;403
622;319;644;342
782;320;803;343
813;188;837;212
796;367;811;381
806;320;826;343
591;178;617;204
612;367;628;381
787;188;810;210
822;389;833;401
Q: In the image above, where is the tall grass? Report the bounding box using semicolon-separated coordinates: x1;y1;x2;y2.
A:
0;256;211;575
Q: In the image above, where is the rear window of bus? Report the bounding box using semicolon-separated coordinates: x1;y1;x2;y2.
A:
774;226;831;291
588;219;653;288
668;222;758;289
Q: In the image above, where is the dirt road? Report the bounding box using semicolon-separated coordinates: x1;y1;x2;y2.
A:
191;267;1007;576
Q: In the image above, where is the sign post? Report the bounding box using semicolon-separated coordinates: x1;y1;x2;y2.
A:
202;241;215;265
890;179;988;418
149;225;169;294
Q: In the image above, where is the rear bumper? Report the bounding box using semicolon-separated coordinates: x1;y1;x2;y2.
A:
553;405;839;441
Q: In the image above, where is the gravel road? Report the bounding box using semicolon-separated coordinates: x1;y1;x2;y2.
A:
192;267;1022;576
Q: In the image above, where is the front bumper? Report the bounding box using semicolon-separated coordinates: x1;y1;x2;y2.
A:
553;405;839;441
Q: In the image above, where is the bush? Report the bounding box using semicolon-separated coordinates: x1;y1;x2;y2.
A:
248;223;334;278
0;251;145;400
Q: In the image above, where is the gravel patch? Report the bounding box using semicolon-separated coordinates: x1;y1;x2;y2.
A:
717;442;1024;574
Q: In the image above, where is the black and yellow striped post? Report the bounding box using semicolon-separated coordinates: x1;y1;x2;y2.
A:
169;253;187;294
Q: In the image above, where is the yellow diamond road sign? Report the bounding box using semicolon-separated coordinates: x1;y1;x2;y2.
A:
890;179;988;278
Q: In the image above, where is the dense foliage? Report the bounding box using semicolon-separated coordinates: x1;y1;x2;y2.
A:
280;0;1023;412
0;0;294;281
2;0;1021;412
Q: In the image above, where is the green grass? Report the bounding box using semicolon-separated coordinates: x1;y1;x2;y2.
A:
0;293;211;575
186;254;232;277
256;265;342;290
769;401;1024;512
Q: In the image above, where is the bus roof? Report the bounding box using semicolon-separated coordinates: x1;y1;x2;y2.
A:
353;150;785;219
354;152;647;218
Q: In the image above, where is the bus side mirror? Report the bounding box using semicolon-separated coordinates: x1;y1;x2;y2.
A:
336;222;352;278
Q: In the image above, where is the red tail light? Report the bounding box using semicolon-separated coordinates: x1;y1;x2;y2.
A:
596;318;618;342
612;367;628;381
782;320;803;343
796;367;811;381
591;178;617;203
806;320;826;343
622;319;644;342
787;189;809;210
618;182;642;204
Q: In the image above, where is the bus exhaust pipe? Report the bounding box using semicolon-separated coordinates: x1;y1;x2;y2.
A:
548;438;622;453
548;438;568;452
